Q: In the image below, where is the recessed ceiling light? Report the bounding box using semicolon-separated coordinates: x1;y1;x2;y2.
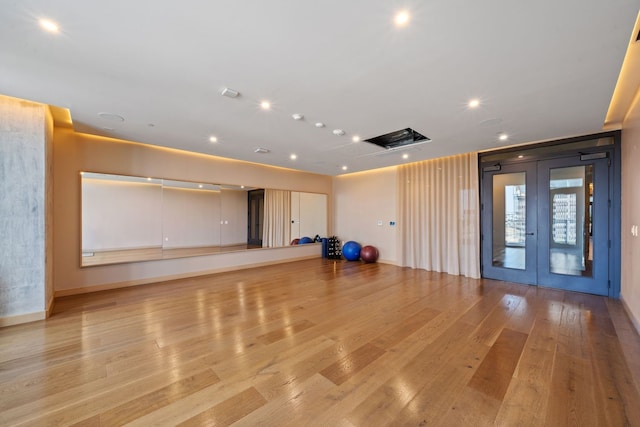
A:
479;118;503;127
342;165;348;171
333;129;345;136
260;101;271;110
209;136;218;143
468;99;480;108
352;135;360;142
97;112;125;122
290;154;297;160
402;153;409;160
198;184;203;188
499;133;508;141
221;87;239;98
517;155;524;159
394;11;410;27
315;122;325;128
292;113;304;121
147;177;152;181
39;18;59;33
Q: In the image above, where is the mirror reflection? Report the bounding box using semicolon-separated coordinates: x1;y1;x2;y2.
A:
80;172;327;266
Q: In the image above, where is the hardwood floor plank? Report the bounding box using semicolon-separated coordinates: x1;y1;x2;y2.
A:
233;373;335;426
443;387;501;427
2;355;221;426
606;298;640;392
69;414;100;427
494;316;560;425
320;343;386;385
124;377;258;426
469;294;525;346
370;306;440;350
468;328;529;401
1;259;639;426
251;336;339;400
256;319;316;345
587;320;640;424
442;328;529;425
177;386;267;426
92;369;219;426
391;336;491;426
545;351;600;427
0;361;107;412
346;320;482;426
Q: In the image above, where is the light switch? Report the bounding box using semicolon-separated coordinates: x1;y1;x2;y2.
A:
377;220;383;226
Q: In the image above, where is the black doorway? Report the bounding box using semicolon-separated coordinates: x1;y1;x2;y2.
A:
247;189;264;247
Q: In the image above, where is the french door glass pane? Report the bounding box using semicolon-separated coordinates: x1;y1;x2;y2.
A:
492;172;526;270
549;165;593;277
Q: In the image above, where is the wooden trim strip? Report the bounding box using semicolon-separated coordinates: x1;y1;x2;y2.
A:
620;295;640;334
45;296;55;318
0;311;46;327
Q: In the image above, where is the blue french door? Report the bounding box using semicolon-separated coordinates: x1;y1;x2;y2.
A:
482;154;610;296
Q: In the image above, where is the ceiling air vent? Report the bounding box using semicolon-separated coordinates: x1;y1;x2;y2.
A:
364;128;430;150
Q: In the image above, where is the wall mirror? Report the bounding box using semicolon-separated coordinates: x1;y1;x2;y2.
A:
80;172;327;266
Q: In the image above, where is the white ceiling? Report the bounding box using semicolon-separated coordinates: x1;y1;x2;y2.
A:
1;1;638;175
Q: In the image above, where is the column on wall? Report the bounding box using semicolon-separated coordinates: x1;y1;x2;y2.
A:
0;95;53;326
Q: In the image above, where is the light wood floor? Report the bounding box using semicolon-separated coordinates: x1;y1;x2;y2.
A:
2;259;640;426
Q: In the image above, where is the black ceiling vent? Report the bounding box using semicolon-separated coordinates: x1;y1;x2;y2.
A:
364;128;430;150
637;28;640;42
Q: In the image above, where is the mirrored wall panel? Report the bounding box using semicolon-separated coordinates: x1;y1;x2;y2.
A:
80;172;327;266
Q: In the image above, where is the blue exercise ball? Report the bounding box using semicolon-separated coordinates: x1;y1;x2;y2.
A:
342;241;361;261
298;236;314;244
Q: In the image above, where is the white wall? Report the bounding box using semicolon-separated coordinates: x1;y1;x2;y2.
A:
299;192;327;239
333;167;399;264
163;187;221;248
221;189;248;246
291;192;327;240
621;89;640;331
82;179;163;251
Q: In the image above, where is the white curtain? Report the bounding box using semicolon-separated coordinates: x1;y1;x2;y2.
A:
398;152;480;278
263;189;291;247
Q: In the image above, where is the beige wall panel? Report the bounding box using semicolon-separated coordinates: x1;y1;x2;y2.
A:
333;167;398;263
621;90;640;331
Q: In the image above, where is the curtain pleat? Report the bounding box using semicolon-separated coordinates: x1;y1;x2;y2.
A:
263;189;291;247
398;153;480;278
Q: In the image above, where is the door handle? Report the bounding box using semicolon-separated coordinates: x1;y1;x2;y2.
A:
526;232;535;236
